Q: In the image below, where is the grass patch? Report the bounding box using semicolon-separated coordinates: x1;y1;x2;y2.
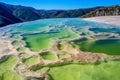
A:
40;52;56;61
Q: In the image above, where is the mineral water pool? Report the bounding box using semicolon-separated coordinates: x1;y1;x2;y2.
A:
0;18;120;80
73;38;120;55
37;61;120;80
1;18;120;54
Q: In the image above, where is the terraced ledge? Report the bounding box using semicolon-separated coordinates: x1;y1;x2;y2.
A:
40;52;57;61
47;61;120;80
0;56;22;80
0;18;120;80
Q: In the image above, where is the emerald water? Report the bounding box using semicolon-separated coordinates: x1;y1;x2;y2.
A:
74;39;120;55
38;61;120;80
0;56;22;80
23;27;78;51
1;18;120;54
0;18;120;80
40;52;57;60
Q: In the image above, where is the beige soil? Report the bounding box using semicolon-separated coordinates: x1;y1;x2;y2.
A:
84;16;120;27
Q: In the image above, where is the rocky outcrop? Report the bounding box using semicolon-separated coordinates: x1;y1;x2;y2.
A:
81;5;120;18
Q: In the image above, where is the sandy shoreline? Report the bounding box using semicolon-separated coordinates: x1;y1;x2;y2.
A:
83;16;120;27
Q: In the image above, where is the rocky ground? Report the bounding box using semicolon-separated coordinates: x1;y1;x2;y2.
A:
84;16;120;27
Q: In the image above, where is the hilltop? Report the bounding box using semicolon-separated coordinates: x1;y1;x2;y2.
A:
0;2;101;27
81;5;120;18
0;2;120;27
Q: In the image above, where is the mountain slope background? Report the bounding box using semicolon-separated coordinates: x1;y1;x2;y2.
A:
81;5;120;18
0;3;21;27
0;2;102;27
0;2;120;27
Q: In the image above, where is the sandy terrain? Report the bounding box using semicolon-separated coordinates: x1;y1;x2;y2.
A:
84;16;120;27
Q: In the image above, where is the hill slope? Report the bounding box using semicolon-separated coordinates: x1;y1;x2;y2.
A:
0;2;101;27
81;6;120;18
1;2;120;27
0;3;21;27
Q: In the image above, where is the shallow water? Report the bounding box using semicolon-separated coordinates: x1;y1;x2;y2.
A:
74;39;120;55
38;61;120;80
0;18;120;80
0;18;120;54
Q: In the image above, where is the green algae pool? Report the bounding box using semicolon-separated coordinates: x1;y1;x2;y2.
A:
0;56;22;80
73;38;120;55
38;61;120;80
23;56;40;66
40;52;57;61
23;28;78;52
0;18;120;80
12;41;22;47
58;54;70;59
2;18;120;54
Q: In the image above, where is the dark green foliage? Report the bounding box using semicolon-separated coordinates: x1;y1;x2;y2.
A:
13;6;41;21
